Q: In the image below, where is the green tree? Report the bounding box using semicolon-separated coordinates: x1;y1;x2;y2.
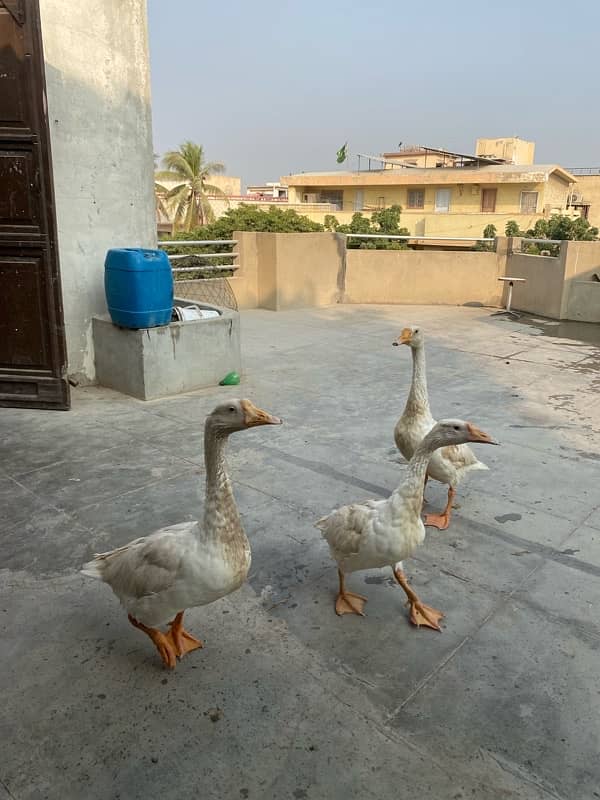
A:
543;214;598;241
505;214;598;242
370;205;408;236
156;141;227;231
162;205;324;244
474;223;497;251
323;214;340;232
336;205;410;249
505;220;523;237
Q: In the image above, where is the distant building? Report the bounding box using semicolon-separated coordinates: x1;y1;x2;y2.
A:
565;169;600;228
282;137;579;238
246;182;288;201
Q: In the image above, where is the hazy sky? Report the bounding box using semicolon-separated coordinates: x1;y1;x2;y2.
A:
148;0;599;187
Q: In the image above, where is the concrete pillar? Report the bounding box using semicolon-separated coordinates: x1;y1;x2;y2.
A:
40;0;156;383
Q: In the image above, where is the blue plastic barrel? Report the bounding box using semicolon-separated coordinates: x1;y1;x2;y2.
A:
104;248;173;329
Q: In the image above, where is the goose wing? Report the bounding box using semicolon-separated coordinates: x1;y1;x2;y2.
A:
82;521;197;600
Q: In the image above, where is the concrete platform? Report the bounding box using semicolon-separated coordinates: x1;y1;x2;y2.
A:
93;302;241;400
1;305;599;800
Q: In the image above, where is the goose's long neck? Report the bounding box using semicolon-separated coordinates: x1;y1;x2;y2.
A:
393;432;440;512
203;421;242;542
404;344;431;416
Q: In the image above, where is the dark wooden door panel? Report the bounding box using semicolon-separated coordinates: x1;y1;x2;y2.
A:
0;253;49;367
0;148;41;231
0;0;69;409
0;5;34;134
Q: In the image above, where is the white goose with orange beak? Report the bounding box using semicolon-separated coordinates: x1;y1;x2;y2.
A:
317;420;497;628
393;326;491;530
82;399;282;669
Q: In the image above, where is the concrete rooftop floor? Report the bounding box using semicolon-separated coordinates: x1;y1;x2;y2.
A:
2;305;600;800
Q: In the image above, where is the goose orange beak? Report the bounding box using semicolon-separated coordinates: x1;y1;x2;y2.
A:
393;327;413;347
241;399;282;427
467;423;498;445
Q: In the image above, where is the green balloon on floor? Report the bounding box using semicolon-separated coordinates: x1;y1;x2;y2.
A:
220;371;240;386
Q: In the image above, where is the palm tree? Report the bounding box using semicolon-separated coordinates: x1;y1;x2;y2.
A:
153;154;169;226
155;141;227;231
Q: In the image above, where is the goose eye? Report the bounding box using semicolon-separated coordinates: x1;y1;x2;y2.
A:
415;328;419;333
453;425;459;431
228;406;236;413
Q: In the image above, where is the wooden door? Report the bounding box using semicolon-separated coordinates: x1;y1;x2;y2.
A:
481;188;497;212
0;0;69;409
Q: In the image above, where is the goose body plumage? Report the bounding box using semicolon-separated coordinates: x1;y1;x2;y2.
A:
81;399;281;667
81;521;249;628
317;419;497;626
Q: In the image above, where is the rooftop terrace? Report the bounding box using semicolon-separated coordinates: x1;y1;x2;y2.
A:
1;305;599;799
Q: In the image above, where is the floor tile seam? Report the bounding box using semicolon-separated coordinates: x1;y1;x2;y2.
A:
50;467;199;516
386;511;586;721
579;503;600;531
9;435;205;482
231;477;316;518
0;776;18;800
302;667;457;777
385;559;544;723
0;475;74;527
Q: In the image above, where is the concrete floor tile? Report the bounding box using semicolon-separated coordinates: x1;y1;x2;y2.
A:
390;599;600;800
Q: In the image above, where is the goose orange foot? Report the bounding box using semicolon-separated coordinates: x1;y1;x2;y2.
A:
335;569;367;616
128;614;177;669
167;611;204;658
392;567;444;632
407;600;444;631
424;487;456;531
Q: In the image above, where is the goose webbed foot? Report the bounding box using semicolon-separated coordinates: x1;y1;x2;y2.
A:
392;567;444;632
128;614;177;669
167;611;204;658
335;569;367;616
424;487;456;531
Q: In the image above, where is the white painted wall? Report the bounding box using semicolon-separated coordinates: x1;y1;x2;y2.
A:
39;0;156;382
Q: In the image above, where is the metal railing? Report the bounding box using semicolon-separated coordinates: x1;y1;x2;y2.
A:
158;239;239;273
515;237;561;256
345;233;495;242
566;167;600;176
345;233;496;250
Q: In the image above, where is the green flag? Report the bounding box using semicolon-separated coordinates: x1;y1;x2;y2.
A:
336;142;348;164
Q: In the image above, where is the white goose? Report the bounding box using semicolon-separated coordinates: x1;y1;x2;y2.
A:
393;326;490;530
317;420;496;627
82;399;282;668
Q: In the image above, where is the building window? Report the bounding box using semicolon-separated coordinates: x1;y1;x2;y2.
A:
434;189;451;213
377;196;385;209
407;190;425;209
481;188;497;212
353;190;364;211
520;191;538;213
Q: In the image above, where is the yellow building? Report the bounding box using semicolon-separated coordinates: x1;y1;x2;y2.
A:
379;137;535;170
566;170;600;230
283;157;577;238
475;137;535;165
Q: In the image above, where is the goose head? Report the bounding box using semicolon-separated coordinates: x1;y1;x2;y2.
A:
428;419;499;448
209;399;282;433
392;326;424;349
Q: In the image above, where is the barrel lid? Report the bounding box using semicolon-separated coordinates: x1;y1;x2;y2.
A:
105;248;170;270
